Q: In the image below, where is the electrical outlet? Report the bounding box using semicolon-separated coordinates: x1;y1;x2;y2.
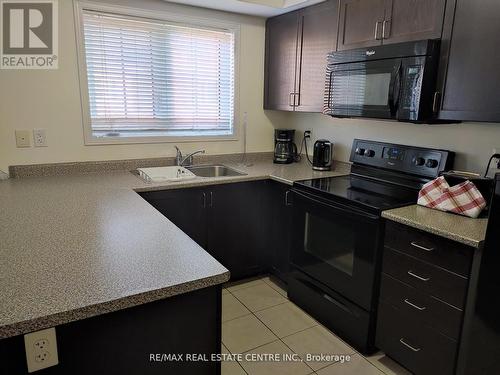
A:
304;130;312;139
24;328;58;373
33;129;47;147
15;130;32;148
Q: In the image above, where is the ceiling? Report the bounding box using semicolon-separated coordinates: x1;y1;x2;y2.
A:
163;0;326;17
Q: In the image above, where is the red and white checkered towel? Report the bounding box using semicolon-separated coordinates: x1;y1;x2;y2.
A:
417;176;486;218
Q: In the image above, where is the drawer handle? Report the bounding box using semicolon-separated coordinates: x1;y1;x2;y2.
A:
400;338;421;352
407;270;430;282
410;242;434;252
404;298;426;311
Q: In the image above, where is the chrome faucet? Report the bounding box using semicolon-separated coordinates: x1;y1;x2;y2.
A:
174;146;206;167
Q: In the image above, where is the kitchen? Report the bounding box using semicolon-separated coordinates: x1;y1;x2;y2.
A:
0;0;499;374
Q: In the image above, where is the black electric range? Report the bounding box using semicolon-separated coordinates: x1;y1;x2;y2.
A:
287;139;454;354
295;174;420;213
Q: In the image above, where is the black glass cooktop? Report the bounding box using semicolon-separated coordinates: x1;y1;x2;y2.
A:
294;175;420;212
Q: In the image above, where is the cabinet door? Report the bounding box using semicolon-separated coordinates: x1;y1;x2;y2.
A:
264;11;300;111
439;0;500;122
296;0;339;112
139;188;207;249
266;181;293;283
338;0;385;51
208;182;265;280
383;0;446;44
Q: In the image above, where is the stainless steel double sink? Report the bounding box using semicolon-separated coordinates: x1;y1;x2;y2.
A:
186;165;247;178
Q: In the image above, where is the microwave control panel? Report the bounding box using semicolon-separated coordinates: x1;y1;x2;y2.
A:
350;139;454;178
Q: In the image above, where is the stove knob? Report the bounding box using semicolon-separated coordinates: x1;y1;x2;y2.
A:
355;147;365;156
425;159;439;168
364;149;375;157
413;157;425;166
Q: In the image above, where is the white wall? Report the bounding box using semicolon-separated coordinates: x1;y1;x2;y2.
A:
0;0;285;173
2;0;498;176
278;112;500;174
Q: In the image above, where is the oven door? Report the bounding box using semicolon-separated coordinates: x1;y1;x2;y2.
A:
290;189;382;310
324;59;403;119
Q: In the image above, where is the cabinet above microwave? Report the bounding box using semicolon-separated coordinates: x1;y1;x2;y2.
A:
337;0;446;51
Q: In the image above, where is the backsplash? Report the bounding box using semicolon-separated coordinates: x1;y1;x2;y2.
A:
280;112;500;174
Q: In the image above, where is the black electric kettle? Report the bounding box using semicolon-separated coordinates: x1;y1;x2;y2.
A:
312;140;333;171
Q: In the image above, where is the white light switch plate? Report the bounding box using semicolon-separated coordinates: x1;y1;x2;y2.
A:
15;130;32;148
24;328;59;372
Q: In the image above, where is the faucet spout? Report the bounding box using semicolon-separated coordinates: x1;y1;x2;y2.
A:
174;146;205;167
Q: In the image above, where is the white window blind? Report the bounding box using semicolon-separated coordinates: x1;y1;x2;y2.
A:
81;10;235;138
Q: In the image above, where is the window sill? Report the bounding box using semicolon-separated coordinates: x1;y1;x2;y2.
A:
84;133;239;146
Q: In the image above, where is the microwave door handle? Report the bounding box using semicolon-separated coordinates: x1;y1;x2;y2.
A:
388;62;402;116
394;62;403;110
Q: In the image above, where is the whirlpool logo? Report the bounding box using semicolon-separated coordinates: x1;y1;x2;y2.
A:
0;0;58;69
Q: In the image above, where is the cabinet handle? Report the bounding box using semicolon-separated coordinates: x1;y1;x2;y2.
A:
285;190;292;206
382;20;390;39
294;93;300;107
289;93;295;107
399;338;421;352
209;191;214;208
202;192;206;208
407;270;430;282
374;21;382;40
404;298;427;311
410;242;434;252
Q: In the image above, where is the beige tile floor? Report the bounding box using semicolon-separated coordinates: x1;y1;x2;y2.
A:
221;276;412;375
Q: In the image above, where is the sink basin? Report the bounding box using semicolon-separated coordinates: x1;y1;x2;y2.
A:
187;165;247;178
135;166;196;183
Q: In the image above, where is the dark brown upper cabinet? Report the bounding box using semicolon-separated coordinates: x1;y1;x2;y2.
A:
264;0;339;112
337;0;386;50
385;0;446;44
338;0;446;51
264;11;301;111
437;0;500;122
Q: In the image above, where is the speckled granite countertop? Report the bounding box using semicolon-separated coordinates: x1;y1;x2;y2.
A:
0;156;350;339
382;205;488;248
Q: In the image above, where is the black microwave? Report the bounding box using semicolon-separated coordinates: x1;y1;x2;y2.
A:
323;40;441;122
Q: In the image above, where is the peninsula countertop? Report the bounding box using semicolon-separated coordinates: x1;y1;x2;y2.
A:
0;157;350;339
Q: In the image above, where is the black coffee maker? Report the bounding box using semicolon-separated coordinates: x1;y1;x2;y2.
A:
274;129;297;164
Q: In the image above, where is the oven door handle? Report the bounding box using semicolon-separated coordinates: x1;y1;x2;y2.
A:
291;190;379;221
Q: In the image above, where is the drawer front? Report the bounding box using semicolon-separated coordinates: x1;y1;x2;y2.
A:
288;271;374;354
385;221;473;277
383;248;468;309
376;302;458;375
379;273;463;340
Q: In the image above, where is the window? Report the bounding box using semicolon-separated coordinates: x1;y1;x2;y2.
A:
77;7;236;142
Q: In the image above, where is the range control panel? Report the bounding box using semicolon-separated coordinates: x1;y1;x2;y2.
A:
349;139;455;178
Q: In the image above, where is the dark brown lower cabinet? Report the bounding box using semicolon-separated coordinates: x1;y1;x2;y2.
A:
376;221;474;375
265;180;293;283
208;181;264;279
139;187;208;249
1;286;222;375
140;181;266;280
376;302;458;375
